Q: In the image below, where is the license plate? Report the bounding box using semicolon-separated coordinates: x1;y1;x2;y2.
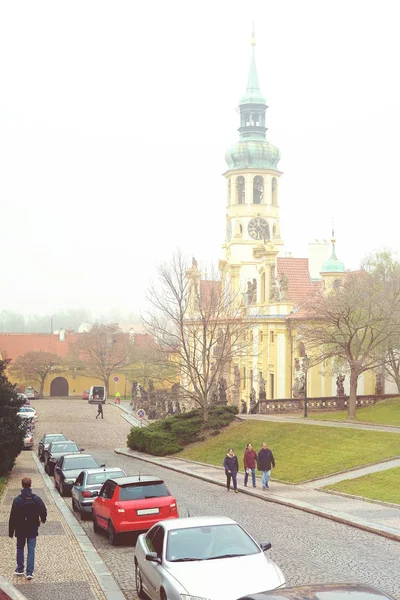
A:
137;508;160;516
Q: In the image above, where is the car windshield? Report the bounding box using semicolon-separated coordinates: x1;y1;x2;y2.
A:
64;457;98;470
119;481;169;501
166;524;260;562
44;435;66;443
87;471;124;485
51;442;79;453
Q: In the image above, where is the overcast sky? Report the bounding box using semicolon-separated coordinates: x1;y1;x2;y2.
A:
1;0;399;316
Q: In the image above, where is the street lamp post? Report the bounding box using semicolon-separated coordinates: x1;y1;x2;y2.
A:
302;355;310;418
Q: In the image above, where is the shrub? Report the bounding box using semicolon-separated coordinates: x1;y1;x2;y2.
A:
127;405;238;456
0;360;25;476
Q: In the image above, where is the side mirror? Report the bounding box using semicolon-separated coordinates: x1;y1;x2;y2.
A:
145;552;161;564
92;491;99;497
260;542;272;552
80;448;85;452
99;464;106;467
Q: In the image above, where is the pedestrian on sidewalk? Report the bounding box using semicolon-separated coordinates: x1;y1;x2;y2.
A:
8;477;47;579
223;448;239;493
115;391;121;405
257;442;275;490
96;402;104;419
243;443;257;488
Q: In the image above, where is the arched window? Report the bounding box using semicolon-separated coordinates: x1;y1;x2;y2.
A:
236;176;245;204
253;176;264;204
333;278;342;290
271;177;278;205
253;113;260;126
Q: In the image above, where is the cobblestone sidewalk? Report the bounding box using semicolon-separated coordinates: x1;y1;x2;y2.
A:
0;451;107;600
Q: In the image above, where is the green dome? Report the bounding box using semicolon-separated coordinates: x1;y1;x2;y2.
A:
240;89;266;105
321;242;345;273
225;140;281;170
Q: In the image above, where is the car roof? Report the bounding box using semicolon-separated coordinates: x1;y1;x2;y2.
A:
44;433;65;438
83;467;125;474
108;475;164;486
63;454;94;459
159;516;236;531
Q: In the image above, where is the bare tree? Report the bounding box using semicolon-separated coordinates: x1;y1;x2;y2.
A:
9;351;63;398
142;251;256;422
296;252;400;418
69;324;135;393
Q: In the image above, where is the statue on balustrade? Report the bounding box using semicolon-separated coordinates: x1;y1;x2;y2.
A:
336;373;345;397
241;399;247;414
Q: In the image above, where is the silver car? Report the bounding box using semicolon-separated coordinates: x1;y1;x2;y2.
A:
134;516;285;600
71;467;126;518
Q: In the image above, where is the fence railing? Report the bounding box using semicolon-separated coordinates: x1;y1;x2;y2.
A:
255;394;398;414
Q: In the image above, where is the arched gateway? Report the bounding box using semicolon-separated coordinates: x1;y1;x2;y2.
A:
50;377;69;397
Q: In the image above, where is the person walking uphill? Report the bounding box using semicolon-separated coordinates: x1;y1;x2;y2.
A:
9;477;47;579
96;401;104;419
243;443;257;488
257;442;275;490
223;448;239;493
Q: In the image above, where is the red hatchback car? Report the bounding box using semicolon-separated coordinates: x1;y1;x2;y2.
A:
92;475;178;545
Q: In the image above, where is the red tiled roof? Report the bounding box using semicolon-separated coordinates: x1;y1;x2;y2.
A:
0;331;154;361
277;257;317;307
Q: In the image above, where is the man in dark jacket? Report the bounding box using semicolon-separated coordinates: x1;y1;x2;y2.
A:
96;402;104;419
223;448;239;493
257;442;275;490
9;477;47;579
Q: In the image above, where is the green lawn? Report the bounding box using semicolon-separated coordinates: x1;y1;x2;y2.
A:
179;420;400;483
325;467;400;505
310;397;400;426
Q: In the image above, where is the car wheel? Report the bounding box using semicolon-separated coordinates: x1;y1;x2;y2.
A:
108;521;119;546
135;561;145;599
80;510;88;520
93;513;100;533
160;588;167;600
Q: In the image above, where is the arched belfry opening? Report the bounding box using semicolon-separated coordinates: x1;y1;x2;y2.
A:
236;176;245;204
253;176;264;204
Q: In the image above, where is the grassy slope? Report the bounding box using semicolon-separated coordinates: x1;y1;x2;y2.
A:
325;467;400;505
179;420;400;483
310;397;400;426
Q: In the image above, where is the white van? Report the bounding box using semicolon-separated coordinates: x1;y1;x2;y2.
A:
88;386;107;404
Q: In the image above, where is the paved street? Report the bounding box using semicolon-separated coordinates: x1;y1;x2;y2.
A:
32;398;400;599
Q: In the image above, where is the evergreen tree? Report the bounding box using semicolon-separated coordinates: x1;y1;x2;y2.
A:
0;360;25;475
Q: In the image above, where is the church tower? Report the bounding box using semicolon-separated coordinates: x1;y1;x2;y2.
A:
223;30;283;296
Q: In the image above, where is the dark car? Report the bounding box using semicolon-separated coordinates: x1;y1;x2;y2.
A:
72;467;127;517
54;454;102;496
44;440;84;475
237;583;396;600
38;433;67;461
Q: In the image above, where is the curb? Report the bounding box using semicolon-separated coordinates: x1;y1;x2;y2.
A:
114;448;400;544
32;454;126;600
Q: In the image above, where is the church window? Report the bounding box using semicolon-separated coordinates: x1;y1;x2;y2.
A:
333;278;342;290
253;176;264;204
271;177;278;205
236;176;245;204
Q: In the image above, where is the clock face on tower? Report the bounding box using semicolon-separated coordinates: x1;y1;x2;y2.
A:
248;217;270;241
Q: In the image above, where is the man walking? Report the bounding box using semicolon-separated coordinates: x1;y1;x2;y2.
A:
96;402;104;419
257;442;275;490
9;477;47;579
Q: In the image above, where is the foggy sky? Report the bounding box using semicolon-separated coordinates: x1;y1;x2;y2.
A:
1;0;399;316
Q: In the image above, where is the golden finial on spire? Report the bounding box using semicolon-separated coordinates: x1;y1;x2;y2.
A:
251;22;256;46
331;217;336;243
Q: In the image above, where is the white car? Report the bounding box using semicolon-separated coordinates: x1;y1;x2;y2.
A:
135;516;285;600
17;406;38;420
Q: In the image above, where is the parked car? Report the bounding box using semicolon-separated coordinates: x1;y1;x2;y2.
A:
135;516;285;600
82;390;90;400
23;430;34;450
93;475;178;545
72;467;127;517
17;406;38;420
38;433;67;461
236;583;396;600
25;387;39;400
17;393;29;404
88;385;106;404
44;440;84;475
54;454;102;496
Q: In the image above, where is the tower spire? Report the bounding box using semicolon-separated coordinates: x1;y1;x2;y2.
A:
246;24;262;99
